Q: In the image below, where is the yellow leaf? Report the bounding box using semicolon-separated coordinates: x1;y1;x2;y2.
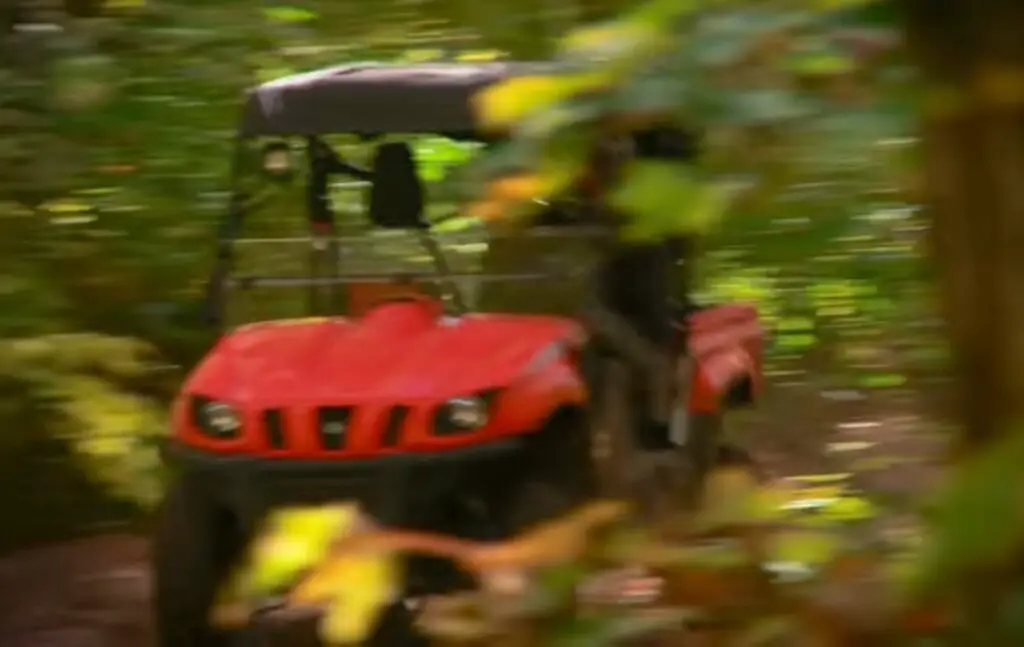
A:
489;173;545;201
222;503;365;602
311;551;401;645
247;536;324;594
824;495;876;522
466;500;629;572
474;76;561;130
402;49;444;62
788;473;853;484
561;20;666;66
465;173;558;224
770;530;841;568
698;466;763;528
457;49;505;62
466;198;506;222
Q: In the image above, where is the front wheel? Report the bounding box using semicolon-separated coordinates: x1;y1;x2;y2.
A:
152;476;244;647
503;407;596;532
677;412;759;506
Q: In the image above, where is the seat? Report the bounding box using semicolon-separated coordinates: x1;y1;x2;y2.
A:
367;141;426;229
349;142;429;315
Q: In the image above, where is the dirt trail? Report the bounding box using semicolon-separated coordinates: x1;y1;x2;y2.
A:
0;535;152;647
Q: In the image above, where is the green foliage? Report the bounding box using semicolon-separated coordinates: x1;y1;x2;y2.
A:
912;431;1024;595
0;332;174;550
211;479;919;646
461;0;904;238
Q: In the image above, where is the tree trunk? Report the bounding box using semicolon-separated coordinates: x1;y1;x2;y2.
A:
901;0;1024;454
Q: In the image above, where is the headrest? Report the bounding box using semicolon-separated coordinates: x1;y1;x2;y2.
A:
367;142;425;229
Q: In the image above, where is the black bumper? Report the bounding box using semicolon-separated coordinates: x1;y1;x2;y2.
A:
160;438;520;526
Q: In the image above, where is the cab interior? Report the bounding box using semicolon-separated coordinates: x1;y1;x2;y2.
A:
222;135;600;325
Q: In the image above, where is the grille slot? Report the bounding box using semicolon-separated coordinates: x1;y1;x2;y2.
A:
262;409;286;449
381;406;408;447
316;406;352;450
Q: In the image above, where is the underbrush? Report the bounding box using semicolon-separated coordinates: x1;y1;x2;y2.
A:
207;469;945;646
0;333;174;552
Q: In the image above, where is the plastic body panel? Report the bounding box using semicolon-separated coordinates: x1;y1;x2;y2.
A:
172;298;586;460
684;304;764;414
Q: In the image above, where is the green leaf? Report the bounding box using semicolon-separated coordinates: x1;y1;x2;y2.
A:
262;5;318;24
608;69;687;116
526;563;589;614
534;124;594;198
610;161;706;240
788;42;856;76
858;372;906;389
729;89;811;126
912;430;1024;595
769;530;842;569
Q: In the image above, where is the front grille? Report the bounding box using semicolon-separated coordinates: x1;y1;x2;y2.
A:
316;406;352;450
262;409;286;449
381;406;408;447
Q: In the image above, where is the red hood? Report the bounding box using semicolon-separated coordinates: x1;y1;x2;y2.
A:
184;301;580;406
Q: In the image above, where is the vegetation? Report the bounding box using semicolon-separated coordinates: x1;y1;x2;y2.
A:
7;0;1024;642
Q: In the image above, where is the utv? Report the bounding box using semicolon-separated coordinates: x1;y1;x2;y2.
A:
154;62;764;647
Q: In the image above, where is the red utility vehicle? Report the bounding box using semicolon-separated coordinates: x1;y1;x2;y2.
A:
153;62;763;647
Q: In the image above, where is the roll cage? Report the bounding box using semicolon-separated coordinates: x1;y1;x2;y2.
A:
206;62;607;328
207;63;704;350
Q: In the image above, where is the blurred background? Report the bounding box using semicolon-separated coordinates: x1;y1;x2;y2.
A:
0;0;1003;643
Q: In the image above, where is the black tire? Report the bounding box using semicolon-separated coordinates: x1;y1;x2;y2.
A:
684;413;723;495
681;413;760;505
153;476;244;647
504;407;596;531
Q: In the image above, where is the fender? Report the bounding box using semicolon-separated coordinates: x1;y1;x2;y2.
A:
684;304;764;414
496;339;587;434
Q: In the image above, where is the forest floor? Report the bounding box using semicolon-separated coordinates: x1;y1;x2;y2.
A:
0;381;946;647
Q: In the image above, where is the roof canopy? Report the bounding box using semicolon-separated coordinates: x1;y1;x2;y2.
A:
239;62;540;138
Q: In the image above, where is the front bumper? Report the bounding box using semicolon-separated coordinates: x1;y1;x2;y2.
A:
161;438;521;526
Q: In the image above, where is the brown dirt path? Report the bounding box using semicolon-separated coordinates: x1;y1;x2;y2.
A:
0;534;152;647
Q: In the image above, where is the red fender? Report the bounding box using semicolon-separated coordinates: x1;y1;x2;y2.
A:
683;304;764;414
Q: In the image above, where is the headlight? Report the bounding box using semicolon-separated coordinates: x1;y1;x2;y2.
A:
434;394;493;436
192;397;242;438
447;396;488;428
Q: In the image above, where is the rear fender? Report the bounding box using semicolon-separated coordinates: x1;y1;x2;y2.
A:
684;304;764;414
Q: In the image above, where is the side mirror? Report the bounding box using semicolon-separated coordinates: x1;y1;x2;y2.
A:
261;141;296;181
